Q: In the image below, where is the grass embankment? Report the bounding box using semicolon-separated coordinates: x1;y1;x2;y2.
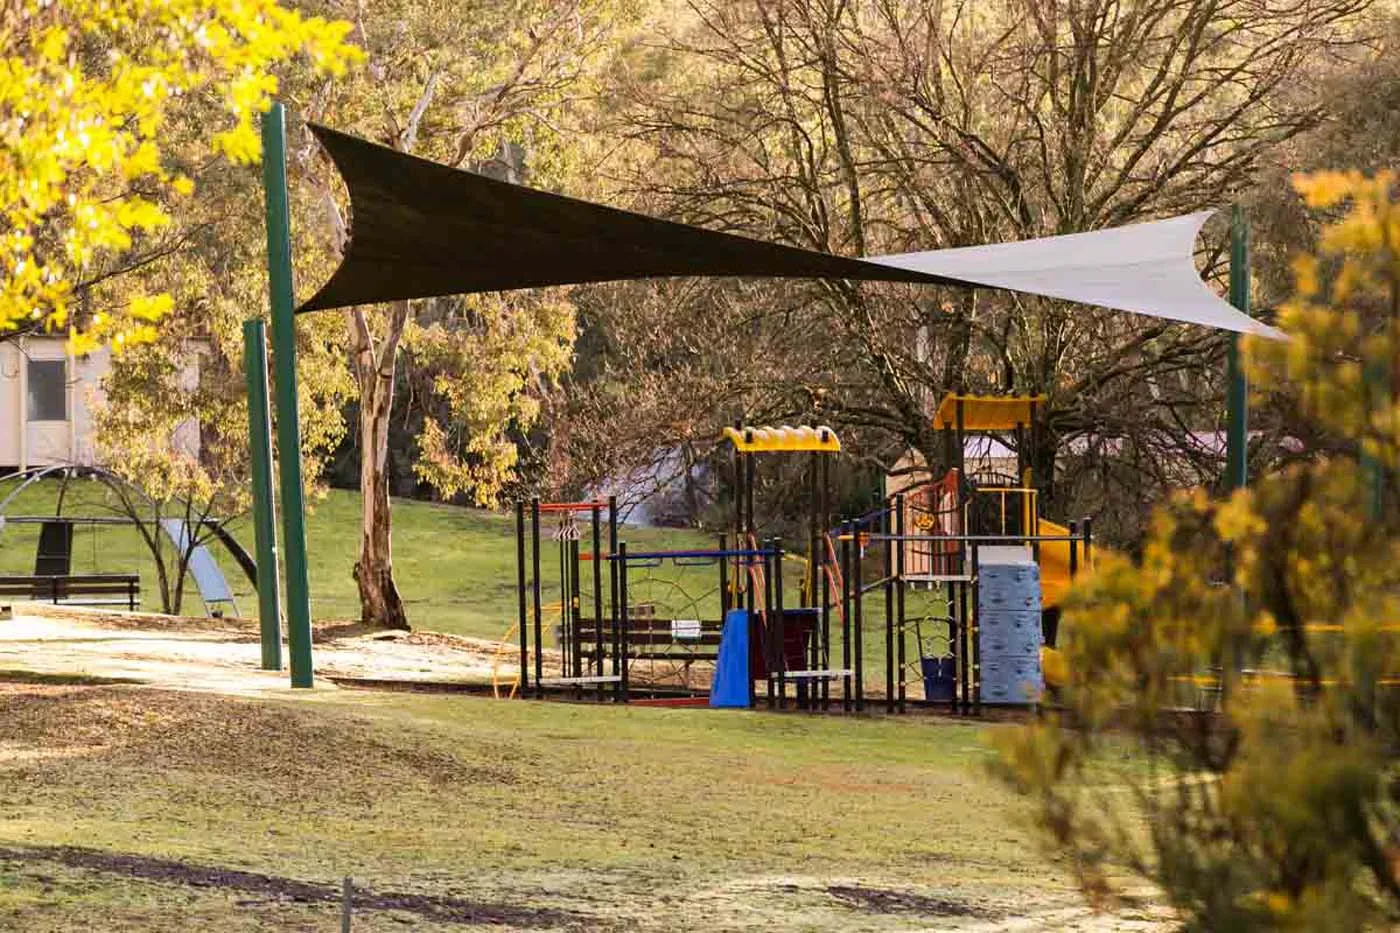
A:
0;682;1071;931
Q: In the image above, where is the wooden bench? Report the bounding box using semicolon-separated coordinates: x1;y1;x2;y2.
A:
575;609;827;668
575;615;725;662
0;574;141;612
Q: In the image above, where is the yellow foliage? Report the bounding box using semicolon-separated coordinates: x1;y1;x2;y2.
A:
1;0;362;352
406;294;577;506
126;293;174;323
1249;170;1400;460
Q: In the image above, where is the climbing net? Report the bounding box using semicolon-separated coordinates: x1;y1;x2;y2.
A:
617;552;727;690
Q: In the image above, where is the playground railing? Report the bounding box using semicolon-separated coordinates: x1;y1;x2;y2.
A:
604;547;775;564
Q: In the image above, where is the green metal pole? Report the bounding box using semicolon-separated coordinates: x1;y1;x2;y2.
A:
243;319;283;671
1363;358;1387;520
1362;264;1391;519
262;102;315;688
1225;205;1250;493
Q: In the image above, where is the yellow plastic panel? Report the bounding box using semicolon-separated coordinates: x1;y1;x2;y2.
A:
723;425;841;453
932;394;1045;431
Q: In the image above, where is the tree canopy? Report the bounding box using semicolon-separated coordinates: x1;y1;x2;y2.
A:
1;0;361;351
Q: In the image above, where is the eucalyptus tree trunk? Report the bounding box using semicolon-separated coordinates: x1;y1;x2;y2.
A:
348;300;411;630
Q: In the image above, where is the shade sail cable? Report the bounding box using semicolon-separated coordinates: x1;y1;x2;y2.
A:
299;123;1282;340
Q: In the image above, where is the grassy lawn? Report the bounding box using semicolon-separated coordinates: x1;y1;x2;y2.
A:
0;682;1078;931
0;487;1141;929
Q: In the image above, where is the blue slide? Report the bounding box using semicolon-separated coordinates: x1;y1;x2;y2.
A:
160;519;239;617
709;608;752;708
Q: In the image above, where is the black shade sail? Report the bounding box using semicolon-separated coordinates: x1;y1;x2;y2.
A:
298;124;966;313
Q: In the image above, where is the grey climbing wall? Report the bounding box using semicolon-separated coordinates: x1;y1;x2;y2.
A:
977;552;1043;705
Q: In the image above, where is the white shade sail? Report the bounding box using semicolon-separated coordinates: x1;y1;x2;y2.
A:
868;212;1284;340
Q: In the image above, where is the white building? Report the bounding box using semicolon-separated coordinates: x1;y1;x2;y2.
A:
0;334;201;473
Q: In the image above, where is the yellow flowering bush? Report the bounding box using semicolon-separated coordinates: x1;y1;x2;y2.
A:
1;0;361;352
994;173;1400;929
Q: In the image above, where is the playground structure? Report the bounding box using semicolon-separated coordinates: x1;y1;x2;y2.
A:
857;394;1095;714
513;497;622;700
512;426;853;709
510;408;1094;713
726;424;853;710
512;494;786;705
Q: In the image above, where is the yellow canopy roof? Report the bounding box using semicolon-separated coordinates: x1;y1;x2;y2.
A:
932;394;1045;432
723;425;841;453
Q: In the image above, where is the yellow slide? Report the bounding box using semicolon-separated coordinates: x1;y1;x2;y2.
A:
1036;519;1080;689
1036;519;1077;611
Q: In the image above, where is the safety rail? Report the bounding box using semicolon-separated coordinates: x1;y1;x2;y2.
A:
535;500;610;513
605;548;775;563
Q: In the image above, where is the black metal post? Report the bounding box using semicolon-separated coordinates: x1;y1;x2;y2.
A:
747;537;758;710
1021;422;1040;562
1015;421;1026;482
971;542;981;715
942;417;955;476
748;546;758;710
531;498;543;699
719;533;730;613
592;505;605;702
765;541;776;709
954;398;966;478
745;452;756;543
819;452;831;710
808;453;819;606
1068;520;1079;579
569;538;583;698
745;541;756;623
895;494;907;714
609;496;621;702
558;535;570;688
774;537;786;710
884;505;895;714
841;521;852;712
854;521;865;712
733;423;743;542
516;501;529;696
953;580;965;714
806;453;819;711
1030;398;1041;487
959;553;972;714
618;542;629;702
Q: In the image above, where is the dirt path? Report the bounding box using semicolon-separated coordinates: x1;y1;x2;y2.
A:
0;605;515;695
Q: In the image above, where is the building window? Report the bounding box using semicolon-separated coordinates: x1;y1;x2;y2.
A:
27;359;67;422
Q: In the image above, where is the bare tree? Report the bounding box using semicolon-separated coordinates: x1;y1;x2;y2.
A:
588;0;1368;538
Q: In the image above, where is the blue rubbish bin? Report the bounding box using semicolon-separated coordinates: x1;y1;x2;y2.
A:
920;656;956;703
